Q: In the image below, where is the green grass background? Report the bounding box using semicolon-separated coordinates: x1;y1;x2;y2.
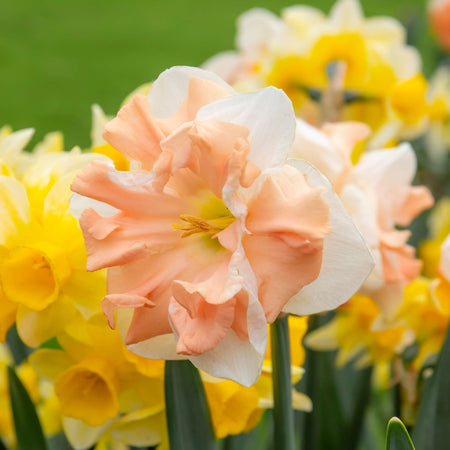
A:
0;0;434;149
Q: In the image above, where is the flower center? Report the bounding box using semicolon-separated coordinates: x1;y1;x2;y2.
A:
173;214;235;238
172;195;235;240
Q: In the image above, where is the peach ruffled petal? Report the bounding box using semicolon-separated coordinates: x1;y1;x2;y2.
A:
380;230;422;284
394;186;434;227
169;295;236;356
125;298;174;345
103;95;164;169
244;166;331;321
160;120;250;198
107;247;196;345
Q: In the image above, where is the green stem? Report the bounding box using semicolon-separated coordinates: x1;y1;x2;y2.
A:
164;360;217;450
270;315;295;450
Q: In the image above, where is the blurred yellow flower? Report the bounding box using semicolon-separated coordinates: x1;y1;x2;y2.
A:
204;0;428;147
306;295;414;367
397;277;450;369
30;315;165;428
420;197;450;278
0;128;107;346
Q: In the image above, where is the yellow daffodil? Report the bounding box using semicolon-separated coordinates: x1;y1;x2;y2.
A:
420;197;450;278
0;130;107;346
305;295;414;368
30;315;165;428
396;277;450;369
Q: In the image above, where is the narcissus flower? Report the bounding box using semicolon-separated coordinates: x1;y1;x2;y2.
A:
30;315;165;429
305;294;414;368
0;130;107;346
204;0;428;147
71;66;373;386
292;120;433;315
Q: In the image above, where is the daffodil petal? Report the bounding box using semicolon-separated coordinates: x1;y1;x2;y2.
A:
282;160;374;315
197;87;295;171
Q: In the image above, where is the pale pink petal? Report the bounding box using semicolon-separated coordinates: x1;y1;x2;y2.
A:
103;95;164;169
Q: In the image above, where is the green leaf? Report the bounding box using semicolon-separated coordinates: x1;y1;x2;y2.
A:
270;315;296;450
165;360;217;450
6;326;32;365
39;337;62;350
413;323;450;449
8;366;47;450
386;417;415;450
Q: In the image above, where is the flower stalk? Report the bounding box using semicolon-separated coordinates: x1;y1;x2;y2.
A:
164;360;217;450
271;315;296;450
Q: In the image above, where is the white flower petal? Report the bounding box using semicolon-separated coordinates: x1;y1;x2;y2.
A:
202;51;244;84
329;0;363;31
390;45;422;80
197;87;295;171
292;119;344;184
63;417;112;450
282;159;374;316
282;5;326;33
236;8;284;59
353;143;415;227
364;17;405;43
148;66;234;119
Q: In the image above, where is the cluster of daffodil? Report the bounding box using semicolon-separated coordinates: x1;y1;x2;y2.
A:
1;0;450;449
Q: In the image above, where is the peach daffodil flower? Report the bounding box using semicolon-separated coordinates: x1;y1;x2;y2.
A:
71;66;373;386
292;119;434;315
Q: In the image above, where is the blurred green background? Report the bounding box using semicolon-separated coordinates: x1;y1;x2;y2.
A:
0;0;434;149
